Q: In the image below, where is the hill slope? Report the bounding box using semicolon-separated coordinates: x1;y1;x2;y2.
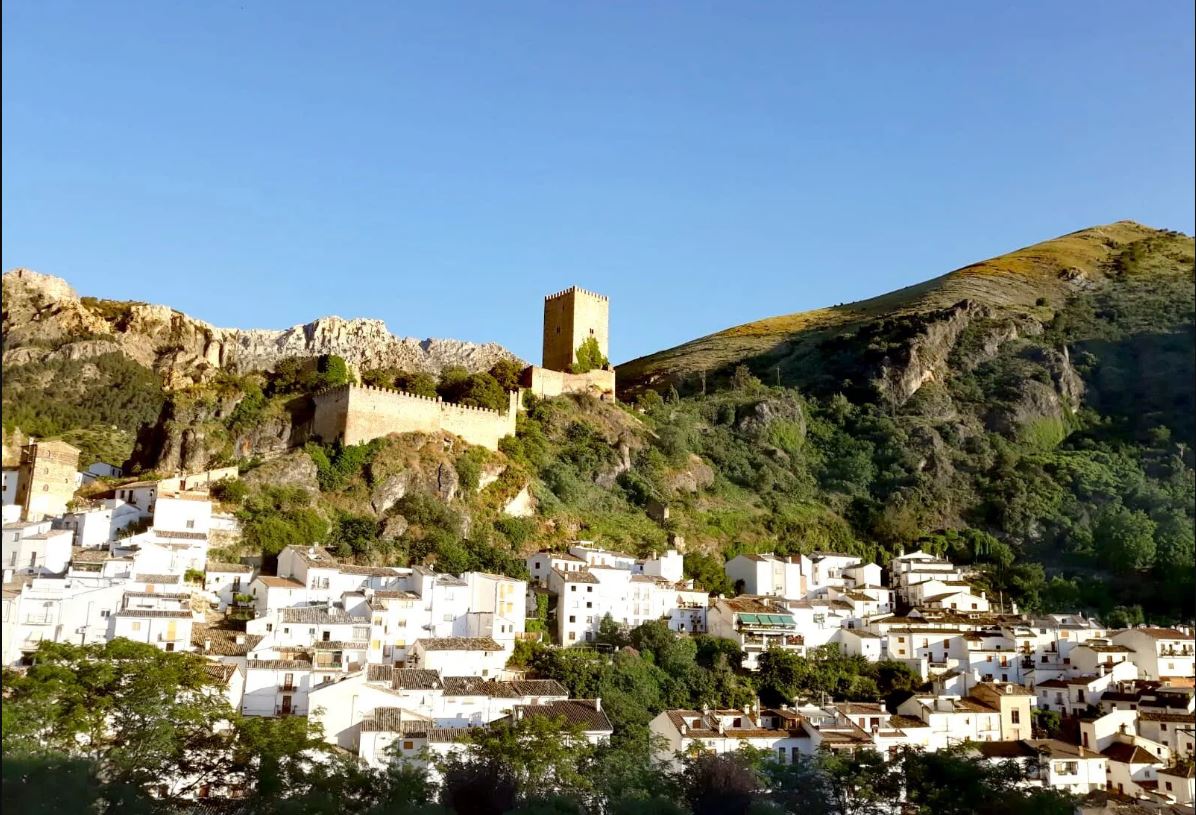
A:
618;221;1183;399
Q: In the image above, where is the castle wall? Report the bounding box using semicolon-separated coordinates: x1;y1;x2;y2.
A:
310;386;515;452
521;366;616;401
310;387;351;446
542;287;609;372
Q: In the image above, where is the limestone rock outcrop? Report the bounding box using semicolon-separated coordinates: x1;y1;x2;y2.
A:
2;268;522;388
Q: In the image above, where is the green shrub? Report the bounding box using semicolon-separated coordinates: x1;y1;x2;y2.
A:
571;337;608;374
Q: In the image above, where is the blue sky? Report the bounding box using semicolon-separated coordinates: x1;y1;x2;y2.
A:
3;2;1193;364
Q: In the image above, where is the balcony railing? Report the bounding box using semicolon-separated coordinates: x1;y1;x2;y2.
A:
278;684;297;692
21;615;53;626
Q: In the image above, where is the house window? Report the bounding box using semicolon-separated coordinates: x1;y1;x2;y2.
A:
777;747;786;762
403;741;414;750
186;520;195;529
1076;690;1085;702
132;622;142;632
568;632;576;641
1161;723;1168;731
569;616;576;623
1011;710;1020;724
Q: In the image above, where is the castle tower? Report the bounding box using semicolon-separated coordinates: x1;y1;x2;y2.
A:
15;440;80;521
542;286;609;372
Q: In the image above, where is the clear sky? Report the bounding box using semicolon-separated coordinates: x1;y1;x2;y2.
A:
3;2;1193;364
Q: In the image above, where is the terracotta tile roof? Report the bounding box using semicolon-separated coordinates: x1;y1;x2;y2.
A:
974;681;1035;696
204;663;239;685
311;640;368;651
280;606;357;624
70;547;110;564
554;569;599;583
337;564;402;577
441;677;568;698
254;575;305;588
392;669;444;690
534;549;586;562
123;591;192;601
512;699;612;733
359;707;430;733
717;597;787;614
206;562;253;573
367;665;394;683
1159;762;1196;778
246;658;313;670
664;709;804;739
115;609;192;619
289;546;338;567
416;637;502;651
192;625;262;656
154;530;208;540
1140;711;1196;723
1102;742;1160;764
1130;628;1193;640
371;590;420;600
135;573;183;584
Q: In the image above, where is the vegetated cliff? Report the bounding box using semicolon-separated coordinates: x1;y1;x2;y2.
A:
1;268;521;466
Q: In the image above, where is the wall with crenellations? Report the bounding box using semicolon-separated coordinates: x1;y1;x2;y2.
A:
310;385;517;452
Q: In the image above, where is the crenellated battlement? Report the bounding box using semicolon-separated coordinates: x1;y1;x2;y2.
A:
310;384;516;451
544;285;608;303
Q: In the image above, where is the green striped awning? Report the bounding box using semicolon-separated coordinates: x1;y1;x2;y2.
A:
738;613;796;626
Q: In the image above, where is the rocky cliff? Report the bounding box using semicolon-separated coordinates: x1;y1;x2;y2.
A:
2;268;520;389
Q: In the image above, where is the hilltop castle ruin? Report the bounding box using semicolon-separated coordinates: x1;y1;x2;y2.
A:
310;286;616;452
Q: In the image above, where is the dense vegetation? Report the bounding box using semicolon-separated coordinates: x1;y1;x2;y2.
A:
3;638;1074;815
1;352;164;466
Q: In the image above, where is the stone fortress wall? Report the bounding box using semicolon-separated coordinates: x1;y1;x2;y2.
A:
310;286;614;452
310;384;517;452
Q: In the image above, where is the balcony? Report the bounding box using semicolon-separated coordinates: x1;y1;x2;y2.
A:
21;615;54;626
278;684;297;692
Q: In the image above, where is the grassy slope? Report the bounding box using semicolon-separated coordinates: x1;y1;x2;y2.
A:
617;221;1167;391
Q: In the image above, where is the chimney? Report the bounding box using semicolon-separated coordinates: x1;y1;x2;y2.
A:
236;634;246;645
594;697;601;712
204;639;212;653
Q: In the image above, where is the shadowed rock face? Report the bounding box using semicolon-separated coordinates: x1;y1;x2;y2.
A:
2;268;522;389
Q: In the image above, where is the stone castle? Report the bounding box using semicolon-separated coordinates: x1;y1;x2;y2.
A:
521;286;616;402
310;287;616;451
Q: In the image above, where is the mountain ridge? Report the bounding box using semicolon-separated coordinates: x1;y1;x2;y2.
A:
2;268;520;390
616;220;1185;396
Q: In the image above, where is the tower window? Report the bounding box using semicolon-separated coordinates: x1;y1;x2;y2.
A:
555;327;560;334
